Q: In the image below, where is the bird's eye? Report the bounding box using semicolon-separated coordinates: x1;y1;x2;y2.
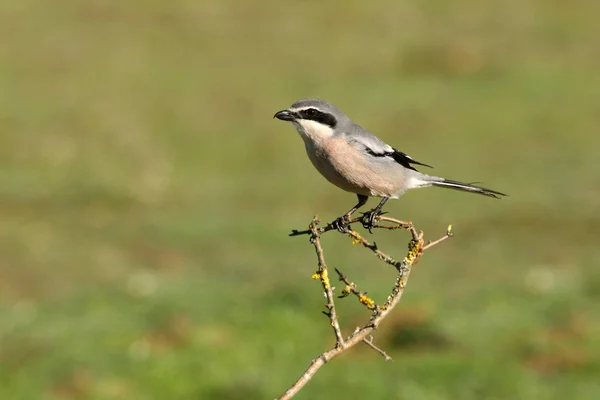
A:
305;109;317;118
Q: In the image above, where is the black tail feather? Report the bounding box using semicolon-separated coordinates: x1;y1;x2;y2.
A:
431;179;507;199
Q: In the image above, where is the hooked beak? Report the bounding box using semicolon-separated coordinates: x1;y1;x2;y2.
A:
273;109;295;121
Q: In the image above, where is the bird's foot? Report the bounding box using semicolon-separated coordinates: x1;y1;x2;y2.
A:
361;210;387;233
329;215;351;233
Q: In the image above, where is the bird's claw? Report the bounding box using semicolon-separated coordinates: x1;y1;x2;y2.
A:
330;216;350;233
361;211;386;233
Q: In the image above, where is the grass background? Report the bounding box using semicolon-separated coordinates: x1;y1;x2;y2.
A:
1;0;599;399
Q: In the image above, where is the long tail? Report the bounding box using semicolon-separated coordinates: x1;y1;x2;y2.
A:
431;178;506;199
413;174;507;199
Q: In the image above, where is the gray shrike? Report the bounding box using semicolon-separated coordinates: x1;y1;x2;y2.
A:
274;98;506;232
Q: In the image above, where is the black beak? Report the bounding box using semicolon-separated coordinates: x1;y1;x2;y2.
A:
273;109;295;121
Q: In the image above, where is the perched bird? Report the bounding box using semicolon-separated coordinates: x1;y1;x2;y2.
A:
274;99;506;232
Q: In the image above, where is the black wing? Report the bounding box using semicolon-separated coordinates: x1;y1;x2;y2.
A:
365;147;433;171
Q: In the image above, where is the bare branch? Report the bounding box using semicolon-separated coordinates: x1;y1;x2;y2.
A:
276;215;452;400
308;218;344;348
345;228;410;271
289;215;363;237
362;335;393;361
335;268;376;310
423;225;454;251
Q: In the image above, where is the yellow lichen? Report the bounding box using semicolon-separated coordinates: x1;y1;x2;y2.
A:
359;294;375;309
349;232;362;245
311;268;330;289
404;239;423;264
340;285;352;298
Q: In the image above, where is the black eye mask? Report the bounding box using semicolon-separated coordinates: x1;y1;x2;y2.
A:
299;108;337;129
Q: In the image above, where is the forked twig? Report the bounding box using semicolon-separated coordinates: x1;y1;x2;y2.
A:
276;215;452;400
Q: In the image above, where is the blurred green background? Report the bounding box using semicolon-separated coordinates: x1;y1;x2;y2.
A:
1;0;599;399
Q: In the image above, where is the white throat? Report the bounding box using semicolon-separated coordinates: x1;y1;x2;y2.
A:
292;119;335;145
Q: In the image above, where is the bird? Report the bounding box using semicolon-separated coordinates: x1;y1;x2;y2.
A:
274;99;506;232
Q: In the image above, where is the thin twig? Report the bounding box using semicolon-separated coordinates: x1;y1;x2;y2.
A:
308;218;345;348
335;268;376;310
362;336;393;361
289;216;363;237
422;225;454;251
289;214;412;237
345;228;409;271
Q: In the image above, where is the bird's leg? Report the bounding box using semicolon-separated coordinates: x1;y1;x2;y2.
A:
361;197;389;233
330;194;369;233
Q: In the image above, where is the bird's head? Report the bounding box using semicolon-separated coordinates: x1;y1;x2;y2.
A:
274;99;347;142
